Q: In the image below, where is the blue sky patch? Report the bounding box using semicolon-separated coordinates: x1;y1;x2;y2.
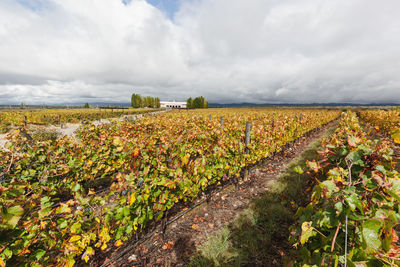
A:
16;0;49;12
123;0;180;20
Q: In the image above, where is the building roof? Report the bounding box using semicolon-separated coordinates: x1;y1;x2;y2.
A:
160;101;186;105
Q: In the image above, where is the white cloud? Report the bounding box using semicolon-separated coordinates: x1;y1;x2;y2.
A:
0;0;400;104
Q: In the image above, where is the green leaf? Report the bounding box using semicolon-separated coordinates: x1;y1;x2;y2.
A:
34;249;46;260
72;183;81;192
58;220;68;229
320;180;339;197
7;205;24;216
346;194;363;214
2;205;24;228
293;166;304;174
70;222;82;234
300;221;316;245
375;165;387;175
347;151;364;166
334;202;343;213
3;248;12;259
362;220;382;252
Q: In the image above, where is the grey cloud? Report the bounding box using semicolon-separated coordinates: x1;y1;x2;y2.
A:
0;0;400;104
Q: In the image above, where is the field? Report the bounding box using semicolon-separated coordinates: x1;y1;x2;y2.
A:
1;107;400;266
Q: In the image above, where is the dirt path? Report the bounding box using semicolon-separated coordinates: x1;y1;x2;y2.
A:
95;120;338;267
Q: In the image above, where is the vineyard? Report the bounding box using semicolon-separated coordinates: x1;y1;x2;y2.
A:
0;108;340;266
0;108;157;131
2;107;400;266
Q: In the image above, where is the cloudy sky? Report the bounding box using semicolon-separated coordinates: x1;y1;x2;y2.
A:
1;0;400;104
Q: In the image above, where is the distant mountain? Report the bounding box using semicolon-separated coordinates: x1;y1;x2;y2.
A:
0;102;133;108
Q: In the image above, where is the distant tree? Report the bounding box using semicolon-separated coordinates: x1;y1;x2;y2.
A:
200;96;206;108
138;95;144;108
186;97;193;109
132;93;161;108
131;94;136;108
190;96;208;109
155;97;160;108
131;93;143;108
145;96;154;108
84;103;90;108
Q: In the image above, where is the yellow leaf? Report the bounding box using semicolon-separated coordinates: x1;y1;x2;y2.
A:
192;224;199;230
115;240;123;247
65;257;75;267
86;246;94;256
129;193;136;206
69;235;81;242
391;130;400;144
84;254;89;263
113;137;122;146
182;154;190;165
133;148;140;157
101;243;107;251
56;203;72;214
0;258;5;267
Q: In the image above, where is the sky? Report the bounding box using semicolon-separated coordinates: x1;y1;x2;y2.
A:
1;0;400;105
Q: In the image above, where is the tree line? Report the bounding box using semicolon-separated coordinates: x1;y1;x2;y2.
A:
186;96;208;109
131;94;161;108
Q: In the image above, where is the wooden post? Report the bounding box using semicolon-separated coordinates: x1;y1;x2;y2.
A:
209;114;212;120
220;117;224;127
245;122;251;147
58;115;61;125
244;122;251;180
24;116;27;127
300;114;303;121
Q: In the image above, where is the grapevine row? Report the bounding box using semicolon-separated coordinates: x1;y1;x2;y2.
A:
358;109;400;143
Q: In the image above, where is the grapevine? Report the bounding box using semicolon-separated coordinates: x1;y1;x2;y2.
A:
290;111;400;266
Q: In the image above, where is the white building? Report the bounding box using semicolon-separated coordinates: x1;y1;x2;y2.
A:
160;101;186;109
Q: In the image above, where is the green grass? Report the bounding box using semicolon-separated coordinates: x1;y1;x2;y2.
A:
189;125;337;267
